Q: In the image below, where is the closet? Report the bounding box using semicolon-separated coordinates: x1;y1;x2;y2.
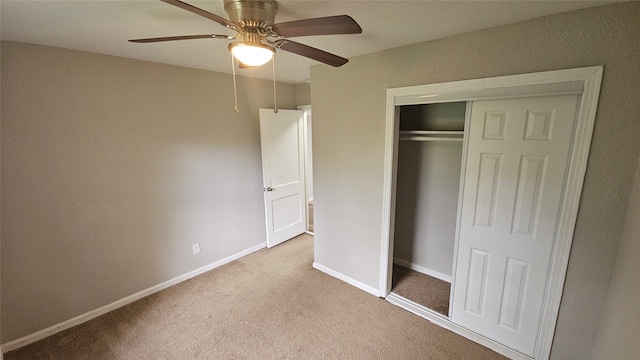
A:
390;95;581;357
382;66;603;360
391;102;466;316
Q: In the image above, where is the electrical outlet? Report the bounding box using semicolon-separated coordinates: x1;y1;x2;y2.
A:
192;243;200;255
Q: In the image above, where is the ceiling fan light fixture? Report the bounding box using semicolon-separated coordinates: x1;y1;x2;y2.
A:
229;42;275;67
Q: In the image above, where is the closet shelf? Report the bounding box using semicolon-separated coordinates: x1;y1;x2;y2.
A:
399;130;464;142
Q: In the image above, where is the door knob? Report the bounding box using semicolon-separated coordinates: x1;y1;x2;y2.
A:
266;187;274;191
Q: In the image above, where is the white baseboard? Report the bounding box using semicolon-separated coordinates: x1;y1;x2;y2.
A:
393;257;452;283
312;262;381;297
0;242;267;354
386;293;531;360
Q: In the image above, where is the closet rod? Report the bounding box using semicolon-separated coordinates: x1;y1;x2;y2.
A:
399;136;464;142
400;130;463;135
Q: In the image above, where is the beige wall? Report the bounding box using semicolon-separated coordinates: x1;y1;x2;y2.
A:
311;2;640;359
295;83;311;106
591;154;640;359
0;41;297;343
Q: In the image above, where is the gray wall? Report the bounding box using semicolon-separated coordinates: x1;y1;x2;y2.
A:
591;154;640;359
394;141;462;279
295;83;311;106
0;41;297;343
311;2;640;359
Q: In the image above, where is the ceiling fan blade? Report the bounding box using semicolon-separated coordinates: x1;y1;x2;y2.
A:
275;40;348;67
271;15;362;38
129;34;230;43
161;0;236;29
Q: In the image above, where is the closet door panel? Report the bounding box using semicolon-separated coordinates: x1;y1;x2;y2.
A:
473;153;502;228
463;248;490;316
451;95;579;357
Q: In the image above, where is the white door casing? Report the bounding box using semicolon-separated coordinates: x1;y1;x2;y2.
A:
451;95;580;357
259;109;306;248
298;105;314;207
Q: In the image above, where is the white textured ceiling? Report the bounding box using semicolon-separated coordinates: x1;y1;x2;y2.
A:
0;0;620;84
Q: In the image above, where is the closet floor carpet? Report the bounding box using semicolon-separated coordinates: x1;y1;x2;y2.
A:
392;265;451;316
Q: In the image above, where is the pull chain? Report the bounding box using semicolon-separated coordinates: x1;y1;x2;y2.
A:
272;56;278;114
230;54;239;113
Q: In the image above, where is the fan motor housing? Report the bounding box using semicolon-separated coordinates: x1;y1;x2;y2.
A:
224;0;278;25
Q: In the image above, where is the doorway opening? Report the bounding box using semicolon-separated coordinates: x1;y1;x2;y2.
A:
299;105;314;234
390;101;466;316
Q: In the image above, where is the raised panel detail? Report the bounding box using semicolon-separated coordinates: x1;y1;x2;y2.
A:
474;154;502;228
269;118;301;186
499;258;530;332
464;249;490;316
511;156;547;237
483;112;506;140
271;193;301;231
524;109;554;141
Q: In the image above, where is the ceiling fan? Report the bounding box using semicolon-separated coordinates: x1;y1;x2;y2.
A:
129;0;363;68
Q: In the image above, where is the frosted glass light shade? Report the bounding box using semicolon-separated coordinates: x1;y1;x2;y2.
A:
229;43;274;67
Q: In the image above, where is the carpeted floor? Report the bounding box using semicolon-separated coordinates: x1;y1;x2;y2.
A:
392;264;451;316
6;234;506;359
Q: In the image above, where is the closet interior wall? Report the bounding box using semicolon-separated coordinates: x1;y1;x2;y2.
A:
393;102;467;283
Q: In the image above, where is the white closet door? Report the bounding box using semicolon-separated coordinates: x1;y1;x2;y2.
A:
451;94;579;357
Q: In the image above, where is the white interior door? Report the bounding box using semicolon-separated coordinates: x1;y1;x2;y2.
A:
451;94;579;357
259;109;306;248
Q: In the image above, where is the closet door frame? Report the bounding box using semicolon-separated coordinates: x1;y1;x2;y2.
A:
380;66;603;360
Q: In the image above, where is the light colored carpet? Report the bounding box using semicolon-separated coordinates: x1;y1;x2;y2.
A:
392;264;451;316
6;234;506;359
